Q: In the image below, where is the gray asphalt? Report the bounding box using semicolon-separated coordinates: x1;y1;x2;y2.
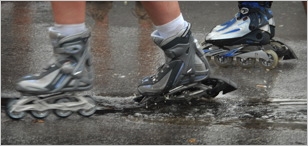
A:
1;1;307;145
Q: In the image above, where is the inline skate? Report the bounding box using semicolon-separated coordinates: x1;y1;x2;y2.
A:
6;28;97;120
202;2;297;69
135;23;237;106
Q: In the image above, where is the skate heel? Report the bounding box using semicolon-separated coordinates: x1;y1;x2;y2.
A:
270;40;298;60
202;76;237;97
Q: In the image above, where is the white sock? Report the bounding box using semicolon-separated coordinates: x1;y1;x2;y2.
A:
155;13;188;39
52;23;86;36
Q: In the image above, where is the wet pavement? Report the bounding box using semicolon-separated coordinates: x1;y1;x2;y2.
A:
1;1;307;145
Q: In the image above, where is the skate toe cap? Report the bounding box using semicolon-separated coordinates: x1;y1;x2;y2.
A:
137;85;161;96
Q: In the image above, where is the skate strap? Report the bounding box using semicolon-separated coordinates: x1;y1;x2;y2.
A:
161;31;191;51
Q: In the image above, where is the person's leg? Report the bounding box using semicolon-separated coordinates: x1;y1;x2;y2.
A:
303;1;307;14
140;1;180;26
138;1;209;96
16;1;93;94
140;1;186;39
52;1;85;24
51;1;87;36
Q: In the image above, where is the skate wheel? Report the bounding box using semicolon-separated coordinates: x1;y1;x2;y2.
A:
259;49;279;69
270;41;285;60
30;110;50;119
236;57;256;68
6;99;26;120
78;96;97;117
213;56;233;67
53;98;73;118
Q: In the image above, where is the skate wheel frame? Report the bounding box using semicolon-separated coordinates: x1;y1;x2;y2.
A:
236;57;256;68
5;93;97;120
53;98;73;118
77;96;97;117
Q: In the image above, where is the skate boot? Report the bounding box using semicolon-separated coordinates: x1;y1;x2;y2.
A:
205;1;274;46
16;28;94;94
202;2;294;69
135;24;236;105
138;23;209;96
6;28;97;120
203;2;297;69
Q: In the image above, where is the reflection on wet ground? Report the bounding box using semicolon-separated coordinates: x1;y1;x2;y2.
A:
92;94;306;132
1;2;307;145
86;1;164;97
1;1;306;127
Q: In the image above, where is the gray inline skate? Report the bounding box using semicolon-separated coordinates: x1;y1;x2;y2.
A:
202;2;297;69
135;23;237;106
6;28;97;120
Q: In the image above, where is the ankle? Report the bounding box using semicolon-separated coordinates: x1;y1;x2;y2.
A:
51;23;87;36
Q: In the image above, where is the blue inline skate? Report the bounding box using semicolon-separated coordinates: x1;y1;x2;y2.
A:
202;1;297;69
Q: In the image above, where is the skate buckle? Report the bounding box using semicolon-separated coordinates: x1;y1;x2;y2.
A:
73;70;82;77
241;7;249;15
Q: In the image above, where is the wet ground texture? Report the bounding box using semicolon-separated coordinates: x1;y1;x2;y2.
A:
1;1;307;145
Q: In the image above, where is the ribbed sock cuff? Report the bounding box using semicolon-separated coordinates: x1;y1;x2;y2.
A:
155;13;188;39
52;23;86;36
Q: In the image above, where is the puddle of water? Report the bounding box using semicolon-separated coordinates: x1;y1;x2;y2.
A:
92;95;306;132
